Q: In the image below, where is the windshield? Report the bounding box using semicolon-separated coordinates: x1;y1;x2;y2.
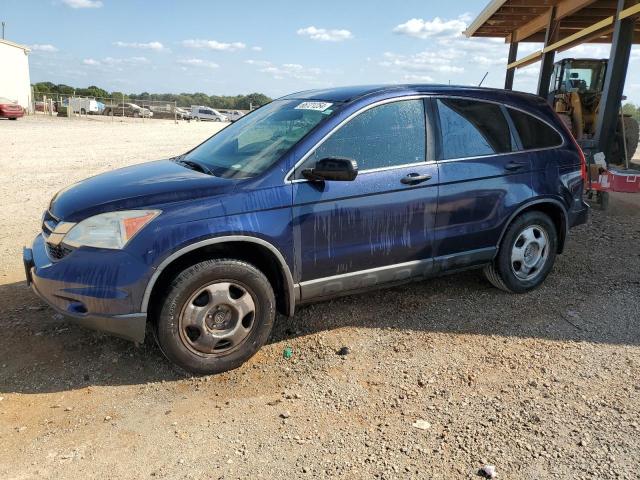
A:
562;61;606;92
185;99;340;178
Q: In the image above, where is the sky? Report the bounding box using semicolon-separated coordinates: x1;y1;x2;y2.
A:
4;0;640;102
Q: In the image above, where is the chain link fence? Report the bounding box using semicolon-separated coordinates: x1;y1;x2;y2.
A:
31;92;190;123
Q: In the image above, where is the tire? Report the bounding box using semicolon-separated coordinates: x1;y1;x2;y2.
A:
9;117;17;120
80;108;86;115
483;211;557;293
155;259;276;375
133;111;140;118
214;117;221;122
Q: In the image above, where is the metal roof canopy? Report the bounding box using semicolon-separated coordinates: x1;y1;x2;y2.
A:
466;0;640;69
465;0;640;165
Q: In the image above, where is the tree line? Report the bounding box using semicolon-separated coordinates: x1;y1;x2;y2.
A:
622;103;640;122
32;82;272;110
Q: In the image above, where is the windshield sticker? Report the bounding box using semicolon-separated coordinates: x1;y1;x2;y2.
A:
295;101;333;112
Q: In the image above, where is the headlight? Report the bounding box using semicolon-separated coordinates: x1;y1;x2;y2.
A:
63;210;161;249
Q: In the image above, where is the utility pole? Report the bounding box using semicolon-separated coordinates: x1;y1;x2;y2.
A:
2;22;5;40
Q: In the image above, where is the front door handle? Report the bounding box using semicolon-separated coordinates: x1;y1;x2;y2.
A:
504;161;528;171
401;173;432;185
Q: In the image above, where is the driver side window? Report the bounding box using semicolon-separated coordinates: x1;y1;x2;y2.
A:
296;99;426;178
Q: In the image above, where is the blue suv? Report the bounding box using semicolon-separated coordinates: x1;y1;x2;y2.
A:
23;85;589;374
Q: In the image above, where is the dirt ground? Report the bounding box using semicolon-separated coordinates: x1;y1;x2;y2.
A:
0;115;639;479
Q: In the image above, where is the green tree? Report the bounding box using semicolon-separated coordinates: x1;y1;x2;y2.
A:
622;102;640;121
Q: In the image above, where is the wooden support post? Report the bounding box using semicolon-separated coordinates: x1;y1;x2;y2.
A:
505;42;518;90
595;0;635;164
537;7;560;99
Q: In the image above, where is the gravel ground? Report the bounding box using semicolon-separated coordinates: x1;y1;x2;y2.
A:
0;115;639;479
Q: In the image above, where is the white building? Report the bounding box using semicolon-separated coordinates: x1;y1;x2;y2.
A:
0;39;31;111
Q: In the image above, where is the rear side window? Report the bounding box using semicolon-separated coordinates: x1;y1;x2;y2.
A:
437;98;513;160
302;99;426;174
508;108;563;150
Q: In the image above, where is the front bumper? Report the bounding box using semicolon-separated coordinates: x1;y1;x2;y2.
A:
23;234;148;343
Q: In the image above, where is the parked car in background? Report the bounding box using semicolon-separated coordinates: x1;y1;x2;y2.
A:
190;106;228;122
219;109;245;122
143;104;190;120
176;107;191;120
35;101;57;113
103;103;153;118
24;84;589;374
0;97;24;119
68;97;104;115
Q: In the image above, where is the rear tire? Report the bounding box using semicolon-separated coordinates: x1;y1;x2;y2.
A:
155;259;276;375
483;211;557;293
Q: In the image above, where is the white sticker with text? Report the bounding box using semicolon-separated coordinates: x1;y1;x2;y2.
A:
295;101;333;111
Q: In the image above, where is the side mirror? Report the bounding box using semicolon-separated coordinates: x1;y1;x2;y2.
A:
302;157;358;182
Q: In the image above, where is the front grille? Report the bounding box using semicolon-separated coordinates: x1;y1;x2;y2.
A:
42;210;73;261
46;242;73;260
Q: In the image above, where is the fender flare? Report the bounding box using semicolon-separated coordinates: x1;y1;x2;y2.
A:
496;198;569;253
141;235;296;316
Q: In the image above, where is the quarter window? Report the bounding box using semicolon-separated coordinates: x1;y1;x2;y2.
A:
299;99;426;175
508;108;563;150
437;98;513;160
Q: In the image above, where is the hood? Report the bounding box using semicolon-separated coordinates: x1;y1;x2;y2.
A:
49;159;236;221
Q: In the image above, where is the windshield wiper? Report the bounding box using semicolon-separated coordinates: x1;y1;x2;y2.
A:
173;157;215;176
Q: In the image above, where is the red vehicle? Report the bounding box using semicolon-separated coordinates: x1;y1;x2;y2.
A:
0;97;25;120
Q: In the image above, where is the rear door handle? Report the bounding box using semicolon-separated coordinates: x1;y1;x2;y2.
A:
401;173;432;185
504;161;528;171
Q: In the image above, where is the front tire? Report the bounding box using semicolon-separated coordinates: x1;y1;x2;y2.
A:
484;211;557;293
155;259;276;375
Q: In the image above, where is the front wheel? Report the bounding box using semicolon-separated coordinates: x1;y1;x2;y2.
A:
484;211;557;293
155;259;276;375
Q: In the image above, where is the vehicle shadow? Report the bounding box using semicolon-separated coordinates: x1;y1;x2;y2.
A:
1;230;638;396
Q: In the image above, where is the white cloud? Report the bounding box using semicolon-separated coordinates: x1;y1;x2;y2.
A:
177;58;219;69
104;56;149;65
29;44;58;52
82;56;149;67
297;26;353;42
251;46;263;52
245;59;272;67
402;74;435;82
182;39;246;51
247;59;323;81
473;55;508;66
114;41;165;51
61;0;102;8
381;51;464;74
393;16;467;39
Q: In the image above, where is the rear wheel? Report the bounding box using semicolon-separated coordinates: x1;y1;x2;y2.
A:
9;117;17;120
483;211;557;293
155;259;276;375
